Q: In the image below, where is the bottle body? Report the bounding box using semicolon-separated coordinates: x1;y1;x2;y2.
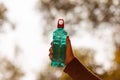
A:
52;28;67;67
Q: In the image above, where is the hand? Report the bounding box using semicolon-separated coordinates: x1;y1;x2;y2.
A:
49;36;75;65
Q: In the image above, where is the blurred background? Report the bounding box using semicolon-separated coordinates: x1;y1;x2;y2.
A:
0;0;120;80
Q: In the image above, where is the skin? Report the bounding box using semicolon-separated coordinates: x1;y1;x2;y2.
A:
49;36;75;65
49;36;102;80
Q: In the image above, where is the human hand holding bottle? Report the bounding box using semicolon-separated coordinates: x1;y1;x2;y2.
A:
49;36;102;80
49;36;75;66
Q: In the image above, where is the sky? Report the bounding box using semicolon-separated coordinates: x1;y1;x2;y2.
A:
0;0;116;80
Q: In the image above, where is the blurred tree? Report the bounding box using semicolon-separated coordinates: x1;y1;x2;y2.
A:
38;47;120;80
99;47;120;80
0;3;23;80
38;0;120;80
0;3;15;31
37;64;63;80
0;3;22;59
0;58;24;80
0;3;7;29
0;3;7;21
38;0;120;39
37;48;102;80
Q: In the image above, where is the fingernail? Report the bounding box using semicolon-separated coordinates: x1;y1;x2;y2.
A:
67;36;69;39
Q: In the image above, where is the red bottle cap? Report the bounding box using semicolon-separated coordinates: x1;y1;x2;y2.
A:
57;19;64;28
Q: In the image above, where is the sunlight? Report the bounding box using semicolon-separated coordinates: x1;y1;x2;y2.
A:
0;0;117;80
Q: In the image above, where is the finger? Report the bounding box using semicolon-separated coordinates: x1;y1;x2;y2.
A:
66;36;72;50
49;53;53;60
49;47;53;53
49;47;53;60
65;36;74;65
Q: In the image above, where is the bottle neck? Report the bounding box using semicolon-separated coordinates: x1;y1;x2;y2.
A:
57;27;63;29
57;26;64;28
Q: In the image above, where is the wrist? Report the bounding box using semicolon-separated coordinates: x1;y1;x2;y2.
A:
65;56;75;66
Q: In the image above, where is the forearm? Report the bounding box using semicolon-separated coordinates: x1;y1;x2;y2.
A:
64;58;101;80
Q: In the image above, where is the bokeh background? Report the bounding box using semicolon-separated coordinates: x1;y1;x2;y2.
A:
0;0;120;80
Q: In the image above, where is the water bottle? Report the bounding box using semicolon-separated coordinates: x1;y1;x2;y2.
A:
51;19;67;67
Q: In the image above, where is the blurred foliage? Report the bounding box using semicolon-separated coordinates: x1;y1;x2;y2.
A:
100;48;120;80
38;48;120;80
0;3;7;21
39;0;120;37
37;65;64;80
0;3;15;31
0;3;23;80
37;48;100;80
0;58;24;80
38;0;120;80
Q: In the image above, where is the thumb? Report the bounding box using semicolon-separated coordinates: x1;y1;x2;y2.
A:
66;36;74;65
66;36;72;50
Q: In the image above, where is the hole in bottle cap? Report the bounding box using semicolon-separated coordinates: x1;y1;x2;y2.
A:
59;20;63;25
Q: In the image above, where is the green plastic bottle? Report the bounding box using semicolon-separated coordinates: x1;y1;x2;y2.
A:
51;19;67;67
